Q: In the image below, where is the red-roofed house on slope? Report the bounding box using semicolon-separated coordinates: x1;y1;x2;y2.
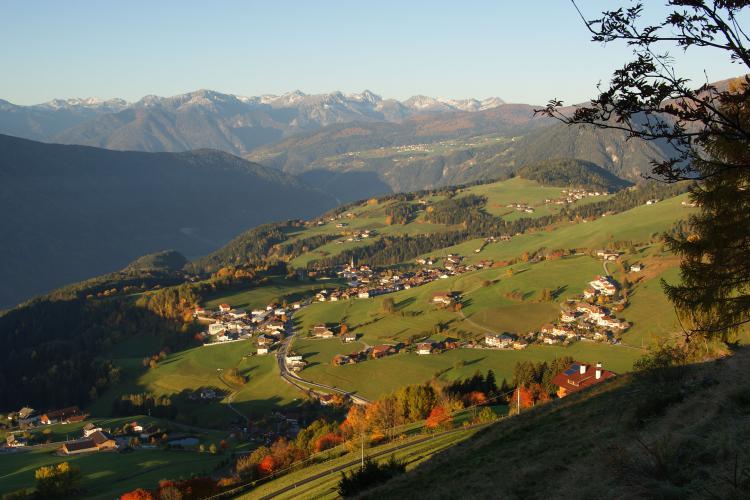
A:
551;361;615;398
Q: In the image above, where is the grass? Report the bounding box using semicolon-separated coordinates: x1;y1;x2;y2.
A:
202;277;343;310
432;193;695;267
291;341;643;401
0;446;225;499
362;346;750;499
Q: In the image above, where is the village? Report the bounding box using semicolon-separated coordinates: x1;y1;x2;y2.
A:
544;188;610;205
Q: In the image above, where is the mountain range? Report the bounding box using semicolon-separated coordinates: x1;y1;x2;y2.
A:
0;134;337;309
0;90;505;155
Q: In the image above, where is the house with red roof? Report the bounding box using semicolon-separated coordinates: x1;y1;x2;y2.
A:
551;361;615;398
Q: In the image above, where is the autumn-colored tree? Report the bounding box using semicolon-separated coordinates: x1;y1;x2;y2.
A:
385;215;394;225
339;323;348;335
121;488;154;500
425;406;453;431
313;432;345;452
464;391;488;407
35;462;81;497
258;455;276;476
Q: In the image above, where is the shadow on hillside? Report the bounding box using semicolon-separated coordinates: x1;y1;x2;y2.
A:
298;169;393;203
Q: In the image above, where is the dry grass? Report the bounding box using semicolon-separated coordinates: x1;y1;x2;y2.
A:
361;347;750;499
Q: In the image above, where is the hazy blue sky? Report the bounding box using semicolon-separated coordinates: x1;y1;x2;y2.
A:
1;0;744;105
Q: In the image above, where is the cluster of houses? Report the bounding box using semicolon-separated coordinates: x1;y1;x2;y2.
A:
483;333;529;350
5;406;86;432
334;229;375;244
535;276;630;345
595;249;621;261
584;275;618;297
506;202;535;214
195;302;293;351
315;255;476;304
331;344;399;366
545;188;609;205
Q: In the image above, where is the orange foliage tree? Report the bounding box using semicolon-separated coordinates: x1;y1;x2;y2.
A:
425;406;453;430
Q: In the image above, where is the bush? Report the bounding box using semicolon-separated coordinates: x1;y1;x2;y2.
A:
338;456;406;497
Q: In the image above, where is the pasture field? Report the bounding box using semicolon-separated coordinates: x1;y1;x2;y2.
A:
293;255;608;346
0;446;224;499
428;193;694;266
291;340;643;401
203;277;344;310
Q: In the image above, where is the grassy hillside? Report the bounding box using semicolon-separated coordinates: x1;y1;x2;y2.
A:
363;347;750;499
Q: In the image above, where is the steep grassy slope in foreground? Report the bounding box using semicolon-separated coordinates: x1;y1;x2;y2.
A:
364;348;750;499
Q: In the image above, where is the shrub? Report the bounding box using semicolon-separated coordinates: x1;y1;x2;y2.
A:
338;456;406;497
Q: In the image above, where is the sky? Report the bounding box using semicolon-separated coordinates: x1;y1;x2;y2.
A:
0;0;745;105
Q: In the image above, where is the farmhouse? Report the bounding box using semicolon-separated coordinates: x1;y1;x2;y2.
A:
343;333;357;343
61;431;116;455
332;354;351;366
40;406;82;425
431;292;454;305
312;324;335;338
372;345;396;359
416;342;434;355
485;334;514;348
256;347;269;355
551;362;615;398
589;276;617;296
219;303;231;313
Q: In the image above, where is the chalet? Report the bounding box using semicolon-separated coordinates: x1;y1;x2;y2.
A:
431;292;454;305
371;345;396;359
485;334;513;349
582;288;596;299
286;354;304;364
17;407;39;426
40;406;82;425
219;303;231;313
512;339;529;350
194;306;206;317
540;324;555;334
257;335;275;347
343;333;357;343
5;434;26;448
630;264;643;272
551;362;615;398
553;326;575;338
82;423;102;437
208;323;227;336
256;347;269;355
358;291;370;299
228;309;247;319
332;354;351;366
319;394;336;406
312;324;335;338
416;342;434;355
589;276;617;296
560;312;577;323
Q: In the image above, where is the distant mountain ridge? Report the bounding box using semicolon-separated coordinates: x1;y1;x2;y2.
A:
0;134;337;308
0;89;506;155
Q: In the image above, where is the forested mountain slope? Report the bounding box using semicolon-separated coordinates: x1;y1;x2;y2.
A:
0;134;336;308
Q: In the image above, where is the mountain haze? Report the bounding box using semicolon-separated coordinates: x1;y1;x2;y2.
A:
0;134;337;308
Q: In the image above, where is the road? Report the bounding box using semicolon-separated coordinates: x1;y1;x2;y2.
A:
275;321;371;405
